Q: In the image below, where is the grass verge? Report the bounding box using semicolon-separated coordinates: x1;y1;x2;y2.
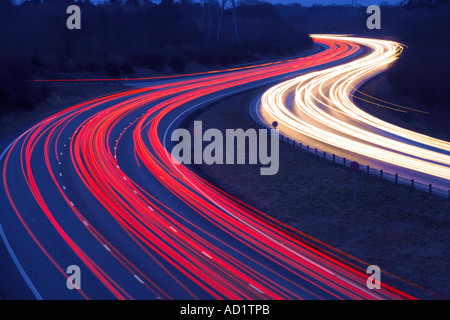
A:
184;90;450;300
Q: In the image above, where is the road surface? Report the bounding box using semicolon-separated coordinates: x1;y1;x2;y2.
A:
0;36;415;300
255;35;450;193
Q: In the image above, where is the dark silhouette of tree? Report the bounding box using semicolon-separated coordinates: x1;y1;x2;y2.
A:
125;0;140;7
0;0;312;117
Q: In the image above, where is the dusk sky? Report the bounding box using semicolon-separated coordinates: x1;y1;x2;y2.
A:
3;0;449;304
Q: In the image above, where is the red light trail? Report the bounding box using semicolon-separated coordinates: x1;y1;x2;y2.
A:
0;36;419;300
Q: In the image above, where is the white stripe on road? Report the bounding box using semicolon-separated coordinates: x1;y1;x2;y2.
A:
0;134;43;300
249;284;264;294
0;224;43;300
201;251;213;259
133;274;144;284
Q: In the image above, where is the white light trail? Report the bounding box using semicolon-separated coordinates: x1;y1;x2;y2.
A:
260;35;450;181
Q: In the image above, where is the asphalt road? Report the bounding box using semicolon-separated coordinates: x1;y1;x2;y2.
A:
0;36;415;300
254;35;450;194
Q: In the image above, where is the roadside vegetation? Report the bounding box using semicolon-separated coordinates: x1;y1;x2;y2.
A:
2;0;449;139
1;0;449;300
185;89;450;300
0;0;312;120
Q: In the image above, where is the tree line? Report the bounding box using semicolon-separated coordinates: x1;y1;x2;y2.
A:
1;0;449;137
0;0;312;118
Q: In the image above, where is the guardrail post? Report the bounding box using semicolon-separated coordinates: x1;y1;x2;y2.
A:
307;145;309;152
411;179;414;189
429;184;432;195
333;154;335;163
323;151;326;160
448;190;450;201
367;165;370;175
380;170;383;180
395;173;398;184
315;148;317;157
299;142;302;149
343;158;346;166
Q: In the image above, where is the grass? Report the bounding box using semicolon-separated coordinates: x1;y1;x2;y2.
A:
354;73;450;142
1;71;448;299
184;90;450;300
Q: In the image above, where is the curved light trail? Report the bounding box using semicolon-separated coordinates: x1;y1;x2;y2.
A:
259;35;450;188
0;36;420;300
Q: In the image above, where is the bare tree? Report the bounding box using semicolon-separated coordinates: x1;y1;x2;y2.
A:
216;0;239;42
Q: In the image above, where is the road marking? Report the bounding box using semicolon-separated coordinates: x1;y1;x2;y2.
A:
334;274;383;300
133;274;144;284
249;284;264;294
0;223;43;300
161;71;338;277
202;251;213;259
103;244;111;252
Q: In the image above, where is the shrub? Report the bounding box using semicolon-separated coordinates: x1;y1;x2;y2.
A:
169;54;186;73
